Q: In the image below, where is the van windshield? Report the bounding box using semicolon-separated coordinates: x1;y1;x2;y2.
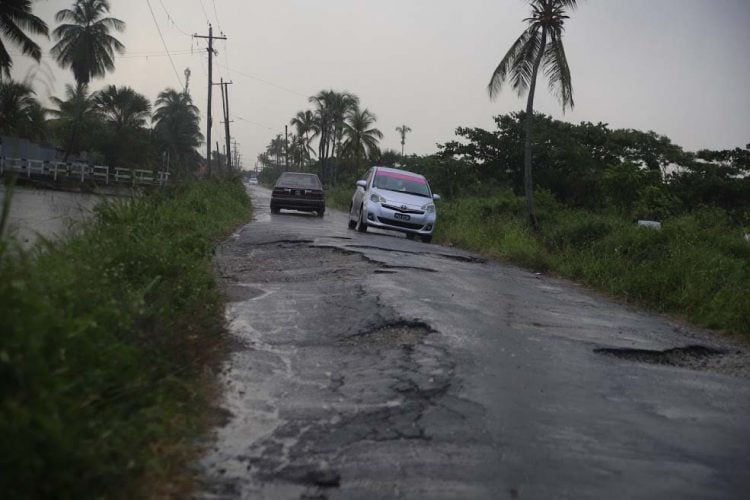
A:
373;171;431;198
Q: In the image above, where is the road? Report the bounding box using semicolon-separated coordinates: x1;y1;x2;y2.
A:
201;184;750;499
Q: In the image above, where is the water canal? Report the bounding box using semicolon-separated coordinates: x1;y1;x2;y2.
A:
0;185;103;249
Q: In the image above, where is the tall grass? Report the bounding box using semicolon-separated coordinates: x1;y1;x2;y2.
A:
435;192;750;336
0;178;251;497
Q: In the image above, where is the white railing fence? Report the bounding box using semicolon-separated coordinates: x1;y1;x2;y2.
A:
0;157;170;186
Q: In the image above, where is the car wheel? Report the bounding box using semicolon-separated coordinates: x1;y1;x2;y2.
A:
421;235;432;244
355;205;368;233
406;233;415;240
348;204;357;229
317;209;325;218
271;206;280;214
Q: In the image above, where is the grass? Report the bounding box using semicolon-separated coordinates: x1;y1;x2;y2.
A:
0;177;251;498
435;191;750;336
326;184;353;212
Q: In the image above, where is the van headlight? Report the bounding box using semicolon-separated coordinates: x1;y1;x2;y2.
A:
422;203;435;213
370;193;386;204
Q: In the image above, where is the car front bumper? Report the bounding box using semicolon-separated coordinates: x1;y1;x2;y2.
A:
364;200;436;235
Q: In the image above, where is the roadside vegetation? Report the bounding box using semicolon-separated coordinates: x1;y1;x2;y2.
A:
0;177;251;497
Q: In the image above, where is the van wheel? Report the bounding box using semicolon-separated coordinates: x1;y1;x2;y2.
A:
271;206;280;214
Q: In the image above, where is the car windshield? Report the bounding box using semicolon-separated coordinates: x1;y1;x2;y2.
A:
276;173;322;189
373;171;431;198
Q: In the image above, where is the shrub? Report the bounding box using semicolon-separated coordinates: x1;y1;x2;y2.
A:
0;178;251;497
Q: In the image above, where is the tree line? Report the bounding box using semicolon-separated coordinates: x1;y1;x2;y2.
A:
0;0;205;175
259;89;416;185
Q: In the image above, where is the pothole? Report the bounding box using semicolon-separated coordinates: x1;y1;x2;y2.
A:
342;321;434;348
595;345;726;369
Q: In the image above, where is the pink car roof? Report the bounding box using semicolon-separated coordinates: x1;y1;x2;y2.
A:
375;169;427;185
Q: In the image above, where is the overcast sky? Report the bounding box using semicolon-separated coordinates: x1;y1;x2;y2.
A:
11;0;750;168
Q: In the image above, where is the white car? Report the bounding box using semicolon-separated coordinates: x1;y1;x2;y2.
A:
348;166;440;243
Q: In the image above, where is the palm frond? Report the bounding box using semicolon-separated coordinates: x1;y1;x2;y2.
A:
542;27;574;111
488;26;538;99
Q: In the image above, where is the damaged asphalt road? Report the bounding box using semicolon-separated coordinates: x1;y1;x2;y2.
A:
201;185;750;499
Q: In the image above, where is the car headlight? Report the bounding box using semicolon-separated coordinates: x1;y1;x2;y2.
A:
422;203;436;213
370;193;386;204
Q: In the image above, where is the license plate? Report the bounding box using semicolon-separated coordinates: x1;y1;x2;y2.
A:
394;213;411;221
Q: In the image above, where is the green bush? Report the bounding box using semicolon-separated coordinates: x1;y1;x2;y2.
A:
0;178;251;497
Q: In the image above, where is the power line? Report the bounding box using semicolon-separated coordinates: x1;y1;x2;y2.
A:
157;0;193;37
145;0;183;87
6;48;197;59
197;0;211;25
234;115;274;131
211;0;224;33
220;63;309;99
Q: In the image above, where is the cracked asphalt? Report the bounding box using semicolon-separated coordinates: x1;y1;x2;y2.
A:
201;184;750;499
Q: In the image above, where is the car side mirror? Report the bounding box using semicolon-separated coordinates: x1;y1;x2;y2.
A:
356;180;367;189
432;194;441;201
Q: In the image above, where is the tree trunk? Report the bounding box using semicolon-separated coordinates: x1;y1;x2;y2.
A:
523;26;548;230
63;83;86;162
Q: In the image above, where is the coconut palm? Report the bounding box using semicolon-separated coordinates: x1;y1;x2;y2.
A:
153;89;203;172
50;0;125;86
48;83;100;155
290;110;318;165
290;110;318;143
309;90;359;182
267;135;286;169
342;106;383;175
0;80;46;141
94;85;151;131
395;125;412;156
488;0;579;227
0;0;49;78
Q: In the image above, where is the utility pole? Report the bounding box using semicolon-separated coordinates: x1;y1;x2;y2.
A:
194;25;226;176
285;125;289;172
220;79;233;170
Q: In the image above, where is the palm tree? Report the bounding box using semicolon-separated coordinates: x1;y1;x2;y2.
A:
50;0;125;86
290;110;318;165
48;83;100;156
342;106;383;175
0;0;49;78
488;0;578;227
290;110;318;143
94;85;151;131
0;80;47;141
395;125;412;156
51;0;125;160
309;89;359;182
153;89;203;174
267;135;286;169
